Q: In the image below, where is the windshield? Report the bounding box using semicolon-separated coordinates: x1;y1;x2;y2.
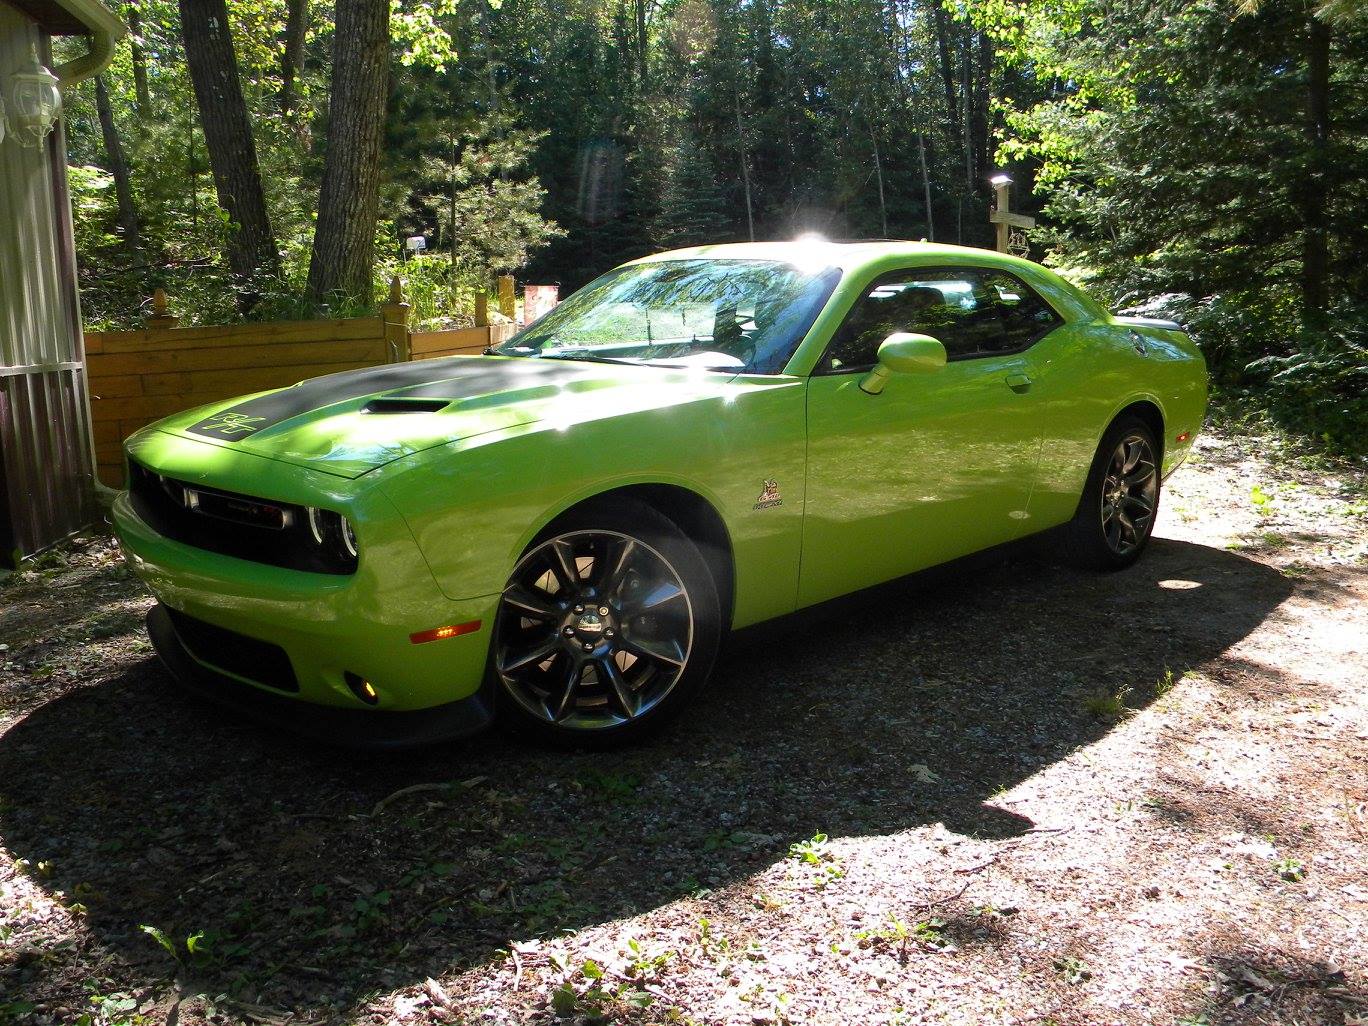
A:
493;258;841;374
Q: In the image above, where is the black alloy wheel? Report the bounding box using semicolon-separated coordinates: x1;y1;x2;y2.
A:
1060;414;1162;570
492;499;721;745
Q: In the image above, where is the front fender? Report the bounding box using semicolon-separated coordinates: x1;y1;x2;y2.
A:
374;379;808;628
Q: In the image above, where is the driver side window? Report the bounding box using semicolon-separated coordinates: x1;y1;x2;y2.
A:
820;267;1061;372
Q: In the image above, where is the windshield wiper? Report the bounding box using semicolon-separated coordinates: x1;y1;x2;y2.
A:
538;350;633;365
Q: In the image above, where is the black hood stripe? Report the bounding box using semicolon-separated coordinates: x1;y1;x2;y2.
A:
185;357;595;440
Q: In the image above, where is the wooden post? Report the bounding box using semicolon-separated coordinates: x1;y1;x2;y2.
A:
497;274;516;321
988;174;1035;256
380;275;411;362
144;288;180;329
474;292;489;328
992;180;1010;254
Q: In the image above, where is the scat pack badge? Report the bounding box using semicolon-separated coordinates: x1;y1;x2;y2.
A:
753;479;783;511
197;412;267;437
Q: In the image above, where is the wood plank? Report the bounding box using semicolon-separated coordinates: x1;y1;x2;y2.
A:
92;419;123;443
411;327;491;354
989;210;1037;228
86;374;144;399
414;345;487;360
141;361;378;398
90;391;254;422
86;339;389;377
93;317;385;353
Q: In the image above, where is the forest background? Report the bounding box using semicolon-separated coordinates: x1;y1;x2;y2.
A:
59;0;1368;450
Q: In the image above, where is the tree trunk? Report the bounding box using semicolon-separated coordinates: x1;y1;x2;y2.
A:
931;4;962;156
635;0;648;87
279;0;308;116
869;120;887;237
306;0;390;305
887;0;933;239
735;83;754;241
1302;16;1330;325
94;74;141;251
971;28;992;186
179;0;280;291
960;27;973;189
126;2;151;115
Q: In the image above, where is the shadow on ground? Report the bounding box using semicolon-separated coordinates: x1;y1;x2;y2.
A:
0;538;1291;1014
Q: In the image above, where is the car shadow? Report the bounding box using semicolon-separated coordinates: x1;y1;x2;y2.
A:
0;537;1292;1015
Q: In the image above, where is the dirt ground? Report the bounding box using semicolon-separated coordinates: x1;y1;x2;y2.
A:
1;427;1365;1026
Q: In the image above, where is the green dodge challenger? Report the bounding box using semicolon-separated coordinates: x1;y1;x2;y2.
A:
113;240;1207;747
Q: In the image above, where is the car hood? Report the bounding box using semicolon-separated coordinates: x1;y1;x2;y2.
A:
145;355;742;478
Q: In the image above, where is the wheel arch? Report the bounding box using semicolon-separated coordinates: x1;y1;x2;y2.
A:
517;481;737;631
1106;396;1166;464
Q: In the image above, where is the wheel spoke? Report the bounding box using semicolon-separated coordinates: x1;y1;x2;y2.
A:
598;656;638;719
1123;465;1155;489
623;632;685;668
499;634;558;674
625;579;684;614
503;584;559;621
550;659;581;721
598;537;638;593
1122;493;1154;516
548;538;581;591
1121;440;1139;474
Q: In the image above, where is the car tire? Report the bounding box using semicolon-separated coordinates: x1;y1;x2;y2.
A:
490;497;722;748
1059;414;1162;571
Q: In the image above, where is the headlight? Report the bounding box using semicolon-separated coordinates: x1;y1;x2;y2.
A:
306;507;358;565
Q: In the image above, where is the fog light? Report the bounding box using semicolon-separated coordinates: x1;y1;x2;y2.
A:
344;671;378;705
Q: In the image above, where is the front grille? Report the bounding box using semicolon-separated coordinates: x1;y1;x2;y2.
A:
127;461;356;575
167;608;299;692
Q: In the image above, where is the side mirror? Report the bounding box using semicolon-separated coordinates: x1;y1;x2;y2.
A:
859;333;947;395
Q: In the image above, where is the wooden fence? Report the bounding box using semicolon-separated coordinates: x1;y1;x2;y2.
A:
86;281;521;487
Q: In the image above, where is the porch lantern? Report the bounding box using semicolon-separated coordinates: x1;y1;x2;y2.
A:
7;53;62;147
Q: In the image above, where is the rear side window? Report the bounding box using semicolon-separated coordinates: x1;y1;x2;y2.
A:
819;267;1063;372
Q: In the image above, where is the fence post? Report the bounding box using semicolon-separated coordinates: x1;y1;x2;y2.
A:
497;274;516;321
381;276;411;362
144;288;180;329
474;292;489;328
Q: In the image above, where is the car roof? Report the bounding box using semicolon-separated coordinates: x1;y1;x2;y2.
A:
628;239;1049;276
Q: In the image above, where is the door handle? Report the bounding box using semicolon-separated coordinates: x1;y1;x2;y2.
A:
1005;372;1033;393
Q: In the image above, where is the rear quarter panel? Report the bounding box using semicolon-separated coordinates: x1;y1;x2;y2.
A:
1029;320;1207;526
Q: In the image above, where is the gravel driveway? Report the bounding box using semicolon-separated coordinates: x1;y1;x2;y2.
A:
1;427;1365;1026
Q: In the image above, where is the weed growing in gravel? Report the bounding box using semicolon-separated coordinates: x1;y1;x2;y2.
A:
1250;484;1276;514
1083;685;1131;721
1155;667;1177;696
854;913;949;961
577;769;641;799
787;832;845;887
1275;856;1307;882
1054;955;1092;985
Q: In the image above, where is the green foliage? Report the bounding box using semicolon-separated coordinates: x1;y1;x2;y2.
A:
56;0;1368;450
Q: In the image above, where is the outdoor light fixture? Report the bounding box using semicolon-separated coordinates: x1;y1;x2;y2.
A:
7;53;63;148
989;173;1012;187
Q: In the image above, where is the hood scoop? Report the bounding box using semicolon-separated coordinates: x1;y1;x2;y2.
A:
362;397;452;415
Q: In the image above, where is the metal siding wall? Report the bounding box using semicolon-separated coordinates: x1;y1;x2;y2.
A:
0;3;97;563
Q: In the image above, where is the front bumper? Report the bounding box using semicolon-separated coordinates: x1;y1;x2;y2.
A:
147;604;493;748
113;468;501;733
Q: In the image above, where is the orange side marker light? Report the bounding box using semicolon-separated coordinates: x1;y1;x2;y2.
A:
1175;431;1191;443
409;620;483;644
